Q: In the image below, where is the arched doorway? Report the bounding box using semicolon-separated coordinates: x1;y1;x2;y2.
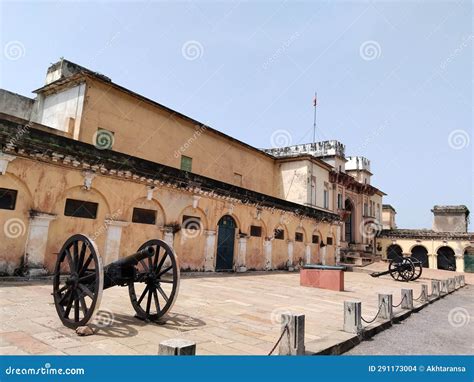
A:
386;244;402;261
216;215;236;271
411;245;429;267
344;199;354;243
464;247;474;273
437;246;456;271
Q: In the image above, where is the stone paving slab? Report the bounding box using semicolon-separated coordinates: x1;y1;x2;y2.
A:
0;269;466;355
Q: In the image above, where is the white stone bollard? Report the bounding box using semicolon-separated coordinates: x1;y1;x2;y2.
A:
460;275;465;287
279;313;305;355
440;280;448;295
431;280;440;297
159;339;196;355
447;278;455;293
420;285;429;302
378;294;393;320
343;301;362;334
401;289;413;310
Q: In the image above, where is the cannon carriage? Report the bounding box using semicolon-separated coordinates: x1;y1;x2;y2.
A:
370;256;422;282
53;234;180;329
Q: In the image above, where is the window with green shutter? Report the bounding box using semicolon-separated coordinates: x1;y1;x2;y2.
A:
180;155;192;172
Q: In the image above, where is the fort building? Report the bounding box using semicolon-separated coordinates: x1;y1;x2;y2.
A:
0;58;402;276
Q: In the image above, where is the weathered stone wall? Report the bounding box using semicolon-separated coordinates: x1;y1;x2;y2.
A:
0;155;338;275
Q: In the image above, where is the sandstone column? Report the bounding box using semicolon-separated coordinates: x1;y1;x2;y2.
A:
103;220;129;265
203;230;216;271
305;243;311;264
264;239;272;270
455;252;464;273
287;240;294;270
236;236;248;272
25;212;56;276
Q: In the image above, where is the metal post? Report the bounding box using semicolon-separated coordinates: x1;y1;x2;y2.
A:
431;280;440;298
343;301;362;334
279;313;305;355
401;289;413;310
158;339;196;355
378;294;393;320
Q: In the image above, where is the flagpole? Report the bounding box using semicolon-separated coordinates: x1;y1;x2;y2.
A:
313;91;317;143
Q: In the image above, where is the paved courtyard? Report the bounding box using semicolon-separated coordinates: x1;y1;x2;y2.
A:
0;268;470;355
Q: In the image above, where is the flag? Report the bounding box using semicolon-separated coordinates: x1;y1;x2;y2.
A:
313;94;317;106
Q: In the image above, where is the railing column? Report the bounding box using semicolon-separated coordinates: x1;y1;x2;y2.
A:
279;313;305;355
159;339;196;355
431;280;440;297
378;294;393;320
343;301;362;334
401;289;413;310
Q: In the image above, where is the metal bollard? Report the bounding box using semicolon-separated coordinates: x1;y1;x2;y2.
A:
343;301;362;334
420;285;429;302
431;280;440;297
447;278;455;293
158;339;196;355
378;294;393;320
279;313;305;355
440;280;448;295
401;289;413;310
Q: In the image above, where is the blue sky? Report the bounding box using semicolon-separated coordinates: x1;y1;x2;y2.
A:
1;0;472;229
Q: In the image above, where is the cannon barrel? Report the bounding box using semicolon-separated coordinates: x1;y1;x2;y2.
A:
108;246;155;268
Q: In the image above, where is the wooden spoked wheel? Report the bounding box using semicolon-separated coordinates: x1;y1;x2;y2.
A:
411;258;423;280
389;257;415;282
128;239;180;321
53;234;103;329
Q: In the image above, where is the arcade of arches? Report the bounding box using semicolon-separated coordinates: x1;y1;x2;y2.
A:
379;239;474;273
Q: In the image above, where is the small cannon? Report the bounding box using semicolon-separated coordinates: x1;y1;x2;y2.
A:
370;256;422;282
53;234;180;329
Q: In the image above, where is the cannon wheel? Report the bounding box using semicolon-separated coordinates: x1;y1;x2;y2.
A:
389;257;415;282
411;258;423;280
128;239;180;321
53;234;104;329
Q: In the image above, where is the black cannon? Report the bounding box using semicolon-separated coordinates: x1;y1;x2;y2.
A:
53;234;180;329
370;256;422;282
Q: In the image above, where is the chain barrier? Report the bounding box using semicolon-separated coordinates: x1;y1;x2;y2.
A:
268;324;289;356
392;294;407;308
361;300;385;324
413;290;426;301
